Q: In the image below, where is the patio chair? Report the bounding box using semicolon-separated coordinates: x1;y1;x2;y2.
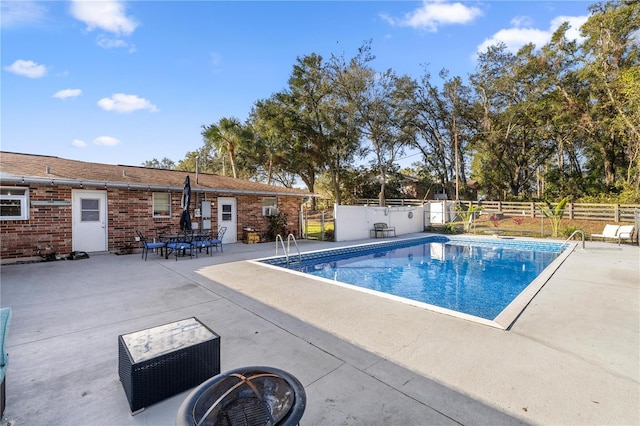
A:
370;223;396;238
590;224;620;242
136;230;167;261
165;232;194;260
210;227;227;253
191;230;213;257
1;307;12;417
616;225;635;245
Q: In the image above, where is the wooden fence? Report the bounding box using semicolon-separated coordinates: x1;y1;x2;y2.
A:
322;199;640;223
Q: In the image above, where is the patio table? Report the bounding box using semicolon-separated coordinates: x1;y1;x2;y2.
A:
118;317;220;413
160;232;207;259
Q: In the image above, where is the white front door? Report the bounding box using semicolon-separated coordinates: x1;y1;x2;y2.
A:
217;197;237;243
72;190;108;252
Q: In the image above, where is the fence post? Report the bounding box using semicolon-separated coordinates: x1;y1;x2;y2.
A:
530;202;535;218
568;203;574;220
614;204;620;222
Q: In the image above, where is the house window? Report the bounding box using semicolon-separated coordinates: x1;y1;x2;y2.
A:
81;198;100;221
221;204;232;221
262;197;278;216
0;187;29;220
153;193;171;218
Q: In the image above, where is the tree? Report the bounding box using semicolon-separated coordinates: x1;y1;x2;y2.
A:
201;117;253;179
287;53;360;204
142;157;176;169
536;22;590;198
579;0;640;192
249;108;299;187
470;43;557;199
333;42;413;206
409;69;476;200
176;149;222;174
251;52;363;205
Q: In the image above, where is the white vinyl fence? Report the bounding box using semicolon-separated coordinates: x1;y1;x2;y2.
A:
333;204;426;242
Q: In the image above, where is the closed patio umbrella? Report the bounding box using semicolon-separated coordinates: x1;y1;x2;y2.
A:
180;176;192;231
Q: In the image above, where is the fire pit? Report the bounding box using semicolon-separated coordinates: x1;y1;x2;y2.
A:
176;366;306;426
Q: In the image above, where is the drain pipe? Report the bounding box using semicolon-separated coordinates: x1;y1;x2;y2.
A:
196;156;199;184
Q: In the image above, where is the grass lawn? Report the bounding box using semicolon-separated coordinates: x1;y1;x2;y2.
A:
302;214;634;242
304;220;334;240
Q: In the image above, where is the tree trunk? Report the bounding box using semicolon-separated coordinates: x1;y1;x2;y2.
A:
332;170;342;205
227;142;239;179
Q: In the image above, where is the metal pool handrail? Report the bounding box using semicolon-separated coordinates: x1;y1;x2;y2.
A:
275;234;301;265
562;229;585;250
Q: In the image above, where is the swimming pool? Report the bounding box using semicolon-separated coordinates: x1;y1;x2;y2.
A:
257;236;574;329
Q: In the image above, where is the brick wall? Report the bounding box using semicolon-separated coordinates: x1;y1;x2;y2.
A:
1;184;302;260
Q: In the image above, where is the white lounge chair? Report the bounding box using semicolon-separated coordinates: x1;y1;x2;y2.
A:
616;225;635;245
590;224;620;241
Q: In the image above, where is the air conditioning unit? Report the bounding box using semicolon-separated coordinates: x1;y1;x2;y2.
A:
262;206;277;217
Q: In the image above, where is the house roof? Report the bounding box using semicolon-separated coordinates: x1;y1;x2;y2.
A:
0;152;313;197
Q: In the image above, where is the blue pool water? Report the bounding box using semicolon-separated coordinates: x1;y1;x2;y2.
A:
260;236;567;321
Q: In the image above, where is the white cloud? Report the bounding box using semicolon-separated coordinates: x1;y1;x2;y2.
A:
510;16;534;28
4;59;47;78
96;34;135;52
97;93;158;113
1;1;47;28
549;15;588;42
94;136;120;146
69;0;138;36
72;139;87;148
381;0;483;32
476;14;588;55
476;28;551;54
53;89;82;99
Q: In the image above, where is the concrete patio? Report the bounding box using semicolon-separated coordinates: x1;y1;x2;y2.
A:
1;234;638;425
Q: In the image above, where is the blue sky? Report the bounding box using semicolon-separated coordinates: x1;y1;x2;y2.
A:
2;0;593;170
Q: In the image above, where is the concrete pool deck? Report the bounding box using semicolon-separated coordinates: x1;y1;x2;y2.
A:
1;234;638;425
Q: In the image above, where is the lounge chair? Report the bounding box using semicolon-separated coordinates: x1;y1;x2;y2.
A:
590;224;620;242
1;307;12;417
616;225;635;245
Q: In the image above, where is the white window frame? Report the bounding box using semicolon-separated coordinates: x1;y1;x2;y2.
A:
262;197;278;216
152;192;171;218
0;186;30;220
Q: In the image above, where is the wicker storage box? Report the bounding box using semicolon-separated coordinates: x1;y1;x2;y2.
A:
118;318;220;413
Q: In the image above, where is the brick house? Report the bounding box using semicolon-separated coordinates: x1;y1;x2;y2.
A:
0;152;313;261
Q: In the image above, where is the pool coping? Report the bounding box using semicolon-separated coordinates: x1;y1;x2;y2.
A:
251;235;577;330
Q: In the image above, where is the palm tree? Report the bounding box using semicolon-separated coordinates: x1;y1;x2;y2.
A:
201;117;250;178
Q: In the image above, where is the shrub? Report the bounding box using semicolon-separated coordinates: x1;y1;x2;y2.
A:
561;226;583;239
538;196;570;238
454;204;484;232
323;229;335;241
444;222;463;234
266;212;288;241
